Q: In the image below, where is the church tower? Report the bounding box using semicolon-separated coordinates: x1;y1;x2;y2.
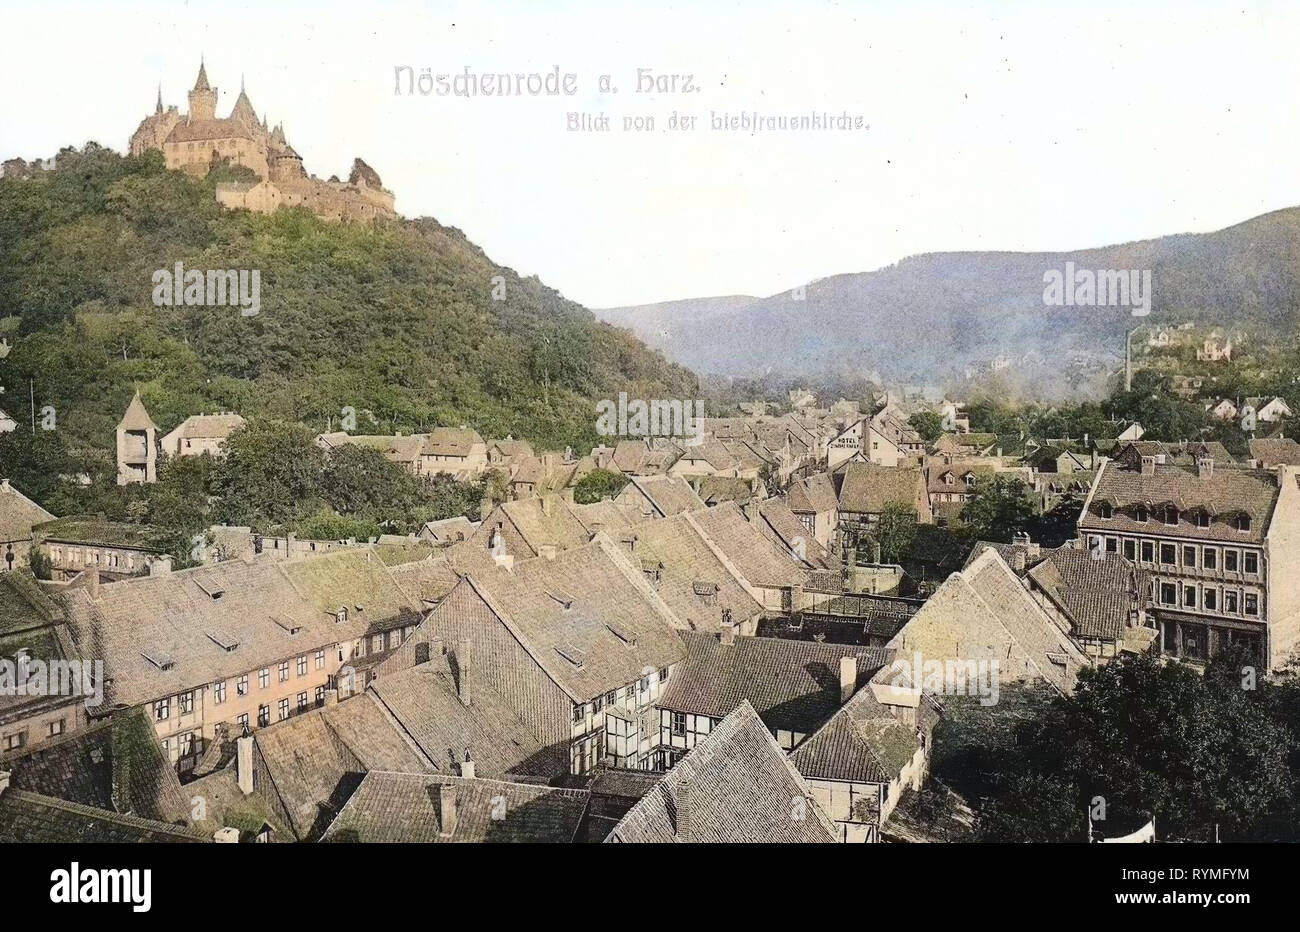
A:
117;390;158;485
187;59;217;122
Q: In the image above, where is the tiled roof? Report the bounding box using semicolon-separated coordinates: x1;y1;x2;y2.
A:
1080;459;1280;543
696;476;758;506
370;660;567;780
659;631;891;736
1250;438;1300;467
253;695;433;839
610;513;762;633
167;116;257;143
454;537;687;702
62;551;421;708
788;472;839;514
117;391;156;431
790;684;922;785
686;502;809;589
837;463;925;514
0;482;55;544
0;789;210;843
1026;546;1148;641
164;413;245;440
321;772;589;843
387;556;461;606
6;709;190;823
627;475;706;516
606;701;838;843
755;498;833;569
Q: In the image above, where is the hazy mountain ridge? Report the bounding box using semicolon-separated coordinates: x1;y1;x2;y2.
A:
595;208;1300;398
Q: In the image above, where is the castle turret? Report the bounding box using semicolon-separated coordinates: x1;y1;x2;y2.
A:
188;59;217;122
116;390;158;485
230;76;260;131
155;83;163;115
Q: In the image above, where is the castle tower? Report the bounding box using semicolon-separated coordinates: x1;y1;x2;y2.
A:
230;75;260;130
188;59;217;123
117;390;158;485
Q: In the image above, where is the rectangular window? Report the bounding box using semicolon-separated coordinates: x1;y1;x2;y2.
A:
1245;552;1258;574
1183;587;1197;608
257;705;270;727
1123;539;1136;560
1204;589;1217;610
214;681;227;705
277;698;290;721
2;732;24;751
1160;583;1177;605
315;650;325;670
1105;537;1117;553
297;656;307;676
671;711;687;736
259;668;269;689
573;704;585;724
315;686;326;706
278;662;290;683
1225;591;1239;613
1226;550;1239;572
297;691;308;712
47;719;65;738
1245;593;1259;616
1183;546;1196;568
236;713;249;730
154;698;170;721
1141;541;1154;562
237;675;249;696
1204;548;1217;570
179;691;194;715
659;667;669;682
1160;544;1176;565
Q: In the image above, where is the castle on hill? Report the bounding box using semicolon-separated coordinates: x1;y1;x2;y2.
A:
130;61;396;223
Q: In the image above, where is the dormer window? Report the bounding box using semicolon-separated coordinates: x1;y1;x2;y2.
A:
1097;502;1113;520
336;606;349;624
1234;514;1252;533
1134;505;1148;523
1162;505;1179;526
1196;511;1211;529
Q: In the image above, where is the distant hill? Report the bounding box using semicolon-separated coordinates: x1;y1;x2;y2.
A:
0;144;697;470
595;208;1300;399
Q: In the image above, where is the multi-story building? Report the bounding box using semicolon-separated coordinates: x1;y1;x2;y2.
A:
1078;454;1300;669
376;536;687;775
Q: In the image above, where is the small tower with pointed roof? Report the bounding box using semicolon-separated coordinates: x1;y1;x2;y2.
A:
188;58;217;122
117;390;158;485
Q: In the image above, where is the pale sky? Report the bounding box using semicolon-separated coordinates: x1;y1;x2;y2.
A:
3;0;1297;308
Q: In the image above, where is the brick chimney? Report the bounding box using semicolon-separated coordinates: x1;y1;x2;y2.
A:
719;619;737;646
459;748;475;779
1140;455;1156;476
1197;456;1214;480
439;784;458;837
674;780;692;841
839;655;857;705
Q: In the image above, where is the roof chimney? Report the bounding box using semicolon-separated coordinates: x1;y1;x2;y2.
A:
541;496;553;516
236;735;254;795
674;780;692;841
0;479;10;494
149;555;173;576
213;827;240;843
459;748;475;779
85;567;99;599
1140;455;1156;477
439;784;458;837
719;619;737;646
840;655;857;705
1197;456;1214;480
456;643;471;706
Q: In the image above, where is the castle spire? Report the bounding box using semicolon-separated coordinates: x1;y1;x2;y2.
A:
155;82;163;114
194;57;211;92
